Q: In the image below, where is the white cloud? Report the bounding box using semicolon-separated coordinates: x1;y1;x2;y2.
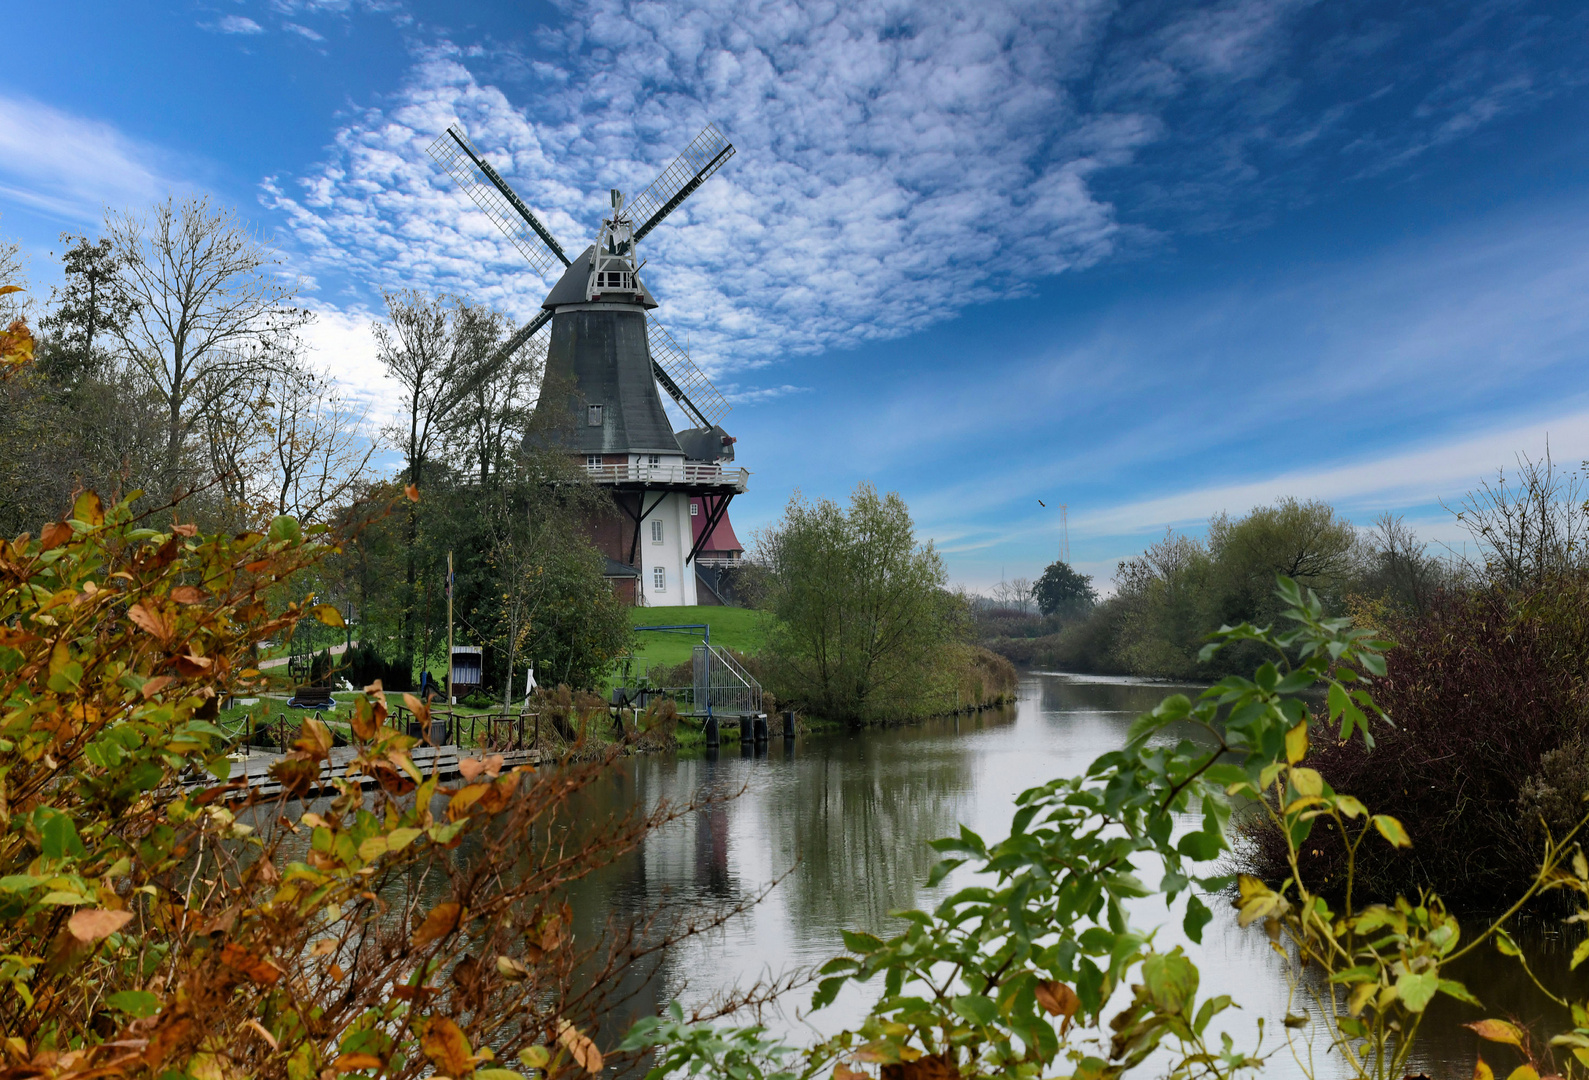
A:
0;96;182;223
296;304;403;426
268;1;1143;383
284;22;326;41
214;15;265;34
1071;411;1589;537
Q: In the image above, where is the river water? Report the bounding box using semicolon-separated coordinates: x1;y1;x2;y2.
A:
567;671;1585;1078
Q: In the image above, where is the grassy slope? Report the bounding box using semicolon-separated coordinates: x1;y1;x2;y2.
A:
624;605;774;678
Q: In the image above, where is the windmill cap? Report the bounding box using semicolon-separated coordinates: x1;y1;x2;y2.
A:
542;245;658;310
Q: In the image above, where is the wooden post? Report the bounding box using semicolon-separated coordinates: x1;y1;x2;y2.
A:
446;551;454;707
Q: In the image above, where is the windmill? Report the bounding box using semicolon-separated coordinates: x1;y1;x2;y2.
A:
427;122;747;606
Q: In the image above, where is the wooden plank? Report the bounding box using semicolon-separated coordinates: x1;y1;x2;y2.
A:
183;745;541;802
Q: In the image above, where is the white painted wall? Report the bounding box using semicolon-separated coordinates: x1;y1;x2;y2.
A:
633;486;697;606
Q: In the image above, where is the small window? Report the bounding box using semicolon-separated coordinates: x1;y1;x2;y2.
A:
652;565;666;591
690;502;698;517
651;519;664;545
585;454;602;468
587;404;604;427
646;453;661;465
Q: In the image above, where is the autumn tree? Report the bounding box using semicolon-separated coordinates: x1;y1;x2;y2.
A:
374;289;508;667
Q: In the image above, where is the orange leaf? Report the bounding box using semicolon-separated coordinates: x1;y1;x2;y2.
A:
834;1068;868;1080
420;1017;476;1076
457;756;486;782
1035;979;1080;1018
170;586;206;604
67;908;133;942
39;522;72;550
140;676;175;700
170;523;198;537
350;698;378;741
557;1020;603;1073
128;603;170;641
405;484;420;502
411;902;462;948
1467;1020;1525;1048
334;1053;382;1072
220;943;282;985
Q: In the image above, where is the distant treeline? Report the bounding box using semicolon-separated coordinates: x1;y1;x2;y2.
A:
981;495;1448;679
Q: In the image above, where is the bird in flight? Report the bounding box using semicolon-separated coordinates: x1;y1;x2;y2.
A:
1038;499;1046;507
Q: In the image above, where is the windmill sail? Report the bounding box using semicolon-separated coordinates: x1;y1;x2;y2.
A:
647;319;730;430
428;126;571;277
630;124;736;242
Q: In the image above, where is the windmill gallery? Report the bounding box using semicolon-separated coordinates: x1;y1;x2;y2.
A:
427;123;748;607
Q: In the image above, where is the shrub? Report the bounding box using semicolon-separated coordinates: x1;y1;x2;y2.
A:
341;639;412;690
1243;580;1589;909
0;492;745;1075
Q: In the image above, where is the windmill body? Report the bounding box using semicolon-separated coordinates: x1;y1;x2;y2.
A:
429;124;747;606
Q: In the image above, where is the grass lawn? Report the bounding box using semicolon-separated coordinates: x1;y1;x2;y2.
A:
623;605;774;680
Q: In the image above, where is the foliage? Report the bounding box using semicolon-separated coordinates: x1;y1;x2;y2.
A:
1244;576;1589;910
1034;560;1096;619
0;490;756;1077
756;484;967;725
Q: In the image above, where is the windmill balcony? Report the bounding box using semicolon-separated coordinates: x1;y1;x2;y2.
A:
583;460;749;492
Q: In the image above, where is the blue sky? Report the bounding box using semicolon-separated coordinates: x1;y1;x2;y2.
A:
3;0;1588;590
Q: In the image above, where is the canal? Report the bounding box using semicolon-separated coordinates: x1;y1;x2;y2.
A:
566;671;1585;1078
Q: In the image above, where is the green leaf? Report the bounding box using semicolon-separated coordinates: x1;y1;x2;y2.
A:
268;515;302;543
37;810;86;860
1183;895;1212;945
840;929;883;955
1395;970;1439;1012
811;976;845;1010
951;994;998;1026
107;989;160;1017
1439;979;1481;1006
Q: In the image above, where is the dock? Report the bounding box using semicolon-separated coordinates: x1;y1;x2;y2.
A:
188;744;541;801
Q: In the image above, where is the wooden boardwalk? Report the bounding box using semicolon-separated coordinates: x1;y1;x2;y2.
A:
189;744;541;801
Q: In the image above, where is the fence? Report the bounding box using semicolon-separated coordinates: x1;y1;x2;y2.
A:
693;643;762;717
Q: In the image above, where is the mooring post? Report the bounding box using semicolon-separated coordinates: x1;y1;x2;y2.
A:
754;714;768;743
782;709;795;740
705;714;719;749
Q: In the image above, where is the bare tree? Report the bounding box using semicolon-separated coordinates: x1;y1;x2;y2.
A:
1445;449;1588;589
0;229;26;323
451;333;541;485
263;366;374;524
107;196;310;485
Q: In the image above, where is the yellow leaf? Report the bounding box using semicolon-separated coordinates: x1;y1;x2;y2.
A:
357;836;388;862
1373;814;1412;848
420;1017;477;1077
1290;767;1324;798
1473;1059;1494;1080
312;603;345;628
1347;981;1376;1017
387;827;421;852
1285;721;1309;765
557;1020;603;1073
1504;1066;1540;1080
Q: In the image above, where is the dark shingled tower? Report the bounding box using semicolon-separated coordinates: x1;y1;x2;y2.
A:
427;122;748;605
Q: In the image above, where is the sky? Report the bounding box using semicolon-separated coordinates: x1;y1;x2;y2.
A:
3;0;1588;591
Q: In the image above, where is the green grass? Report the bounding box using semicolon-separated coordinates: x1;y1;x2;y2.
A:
622;605;774;681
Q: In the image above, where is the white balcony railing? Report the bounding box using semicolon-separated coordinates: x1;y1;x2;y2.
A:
583;462;749;489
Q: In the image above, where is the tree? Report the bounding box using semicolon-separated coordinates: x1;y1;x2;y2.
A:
373;290;507;666
37;233;136;384
107;196;310;484
758;483;963;724
991;576;1036;615
1034;560;1097;619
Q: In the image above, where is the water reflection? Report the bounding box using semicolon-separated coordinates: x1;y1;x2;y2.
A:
557;673;1588;1078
